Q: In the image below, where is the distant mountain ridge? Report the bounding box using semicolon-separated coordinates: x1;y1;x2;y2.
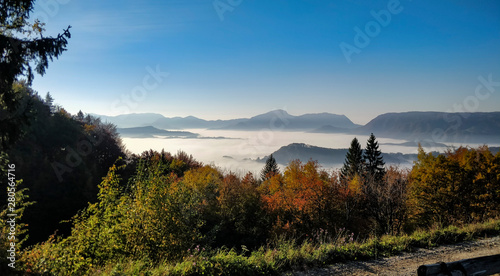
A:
216;110;359;131
262;143;433;167
96;113;165;128
96;110;500;143
117;126;199;138
96;109;359;131
355;111;500;143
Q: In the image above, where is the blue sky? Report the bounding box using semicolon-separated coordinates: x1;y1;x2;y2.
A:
30;0;500;124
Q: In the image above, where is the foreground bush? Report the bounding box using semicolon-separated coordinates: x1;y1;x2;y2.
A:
89;218;500;276
20;218;498;275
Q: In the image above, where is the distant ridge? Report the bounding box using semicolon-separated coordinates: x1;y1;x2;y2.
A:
96;113;166;128
117;126;198;138
95;111;500;143
309;125;351;134
262;143;434;167
95;109;358;131
215;109;359;130
355;111;500;143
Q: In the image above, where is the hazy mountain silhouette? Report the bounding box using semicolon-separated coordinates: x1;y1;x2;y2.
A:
309;125;351;133
381;141;448;148
96;109;358;130
153;116;246;130
261;143;431;167
117;126;199;138
96;113;166;128
216;110;359;130
354;111;500;143
97;111;500;143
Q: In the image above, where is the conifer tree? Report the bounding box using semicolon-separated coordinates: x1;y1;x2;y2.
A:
44;92;55;113
1;0;71;150
1;1;71;90
341;137;363;180
76;110;85;121
261;154;280;180
363;133;385;182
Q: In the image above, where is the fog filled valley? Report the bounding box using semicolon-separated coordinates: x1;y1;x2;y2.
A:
114;110;500;174
121;129;461;173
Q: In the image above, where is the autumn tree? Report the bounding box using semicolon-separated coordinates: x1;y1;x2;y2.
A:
408;146;500;228
217;172;267;248
261;160;339;238
362;166;409;235
261;154;280;180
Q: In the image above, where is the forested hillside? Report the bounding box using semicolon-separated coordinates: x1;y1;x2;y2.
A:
2;84;127;245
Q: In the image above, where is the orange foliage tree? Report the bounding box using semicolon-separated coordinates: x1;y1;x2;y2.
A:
408;146;500;228
216;172;267;248
261;160;341;238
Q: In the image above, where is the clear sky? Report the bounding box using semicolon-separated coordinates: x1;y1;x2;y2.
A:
30;0;500;125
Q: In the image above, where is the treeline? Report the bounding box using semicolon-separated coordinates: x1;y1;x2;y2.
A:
14;139;500;274
1;83;127;246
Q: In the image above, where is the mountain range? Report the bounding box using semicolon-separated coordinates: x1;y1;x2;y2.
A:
96;110;359;130
96;110;500;143
355;112;500;143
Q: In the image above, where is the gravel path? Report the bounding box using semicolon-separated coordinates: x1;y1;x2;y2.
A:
285;236;500;276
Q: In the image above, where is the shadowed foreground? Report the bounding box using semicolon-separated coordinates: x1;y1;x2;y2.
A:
286;236;500;276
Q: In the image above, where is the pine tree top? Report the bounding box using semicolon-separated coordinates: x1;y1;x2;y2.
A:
261;154;280;181
341;137;363;180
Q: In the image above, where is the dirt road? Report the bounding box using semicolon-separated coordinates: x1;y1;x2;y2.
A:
286;236;500;276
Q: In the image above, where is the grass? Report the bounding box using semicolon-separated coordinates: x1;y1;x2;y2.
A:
90;218;500;275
